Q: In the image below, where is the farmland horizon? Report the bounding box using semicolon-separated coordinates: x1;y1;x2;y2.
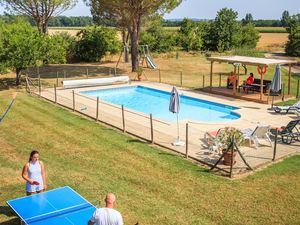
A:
0;0;299;20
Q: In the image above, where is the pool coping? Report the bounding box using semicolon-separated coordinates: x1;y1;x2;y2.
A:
77;84;241;124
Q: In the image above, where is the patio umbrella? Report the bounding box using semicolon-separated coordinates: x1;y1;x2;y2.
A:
270;64;282;108
169;86;185;146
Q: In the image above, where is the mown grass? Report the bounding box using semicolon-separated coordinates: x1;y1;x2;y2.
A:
0;90;300;225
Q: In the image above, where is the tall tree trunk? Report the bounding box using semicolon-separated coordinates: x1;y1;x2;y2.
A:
16;68;21;86
130;14;142;72
42;20;48;34
122;30;129;63
130;19;139;72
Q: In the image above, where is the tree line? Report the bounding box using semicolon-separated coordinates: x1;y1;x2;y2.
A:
0;14;292;28
0;0;299;85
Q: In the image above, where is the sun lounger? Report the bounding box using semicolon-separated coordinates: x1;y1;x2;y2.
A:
203;129;225;153
270;119;300;144
240;125;272;149
273;101;300;114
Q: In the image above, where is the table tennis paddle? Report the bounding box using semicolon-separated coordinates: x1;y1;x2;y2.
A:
32;181;40;185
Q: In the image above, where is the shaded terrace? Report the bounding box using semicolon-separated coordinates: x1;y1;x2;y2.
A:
206;56;297;104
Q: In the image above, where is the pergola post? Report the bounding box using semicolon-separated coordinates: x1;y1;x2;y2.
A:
210;61;213;92
259;66;264;101
288;64;291;95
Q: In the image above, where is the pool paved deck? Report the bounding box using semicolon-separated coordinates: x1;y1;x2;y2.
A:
38;81;300;177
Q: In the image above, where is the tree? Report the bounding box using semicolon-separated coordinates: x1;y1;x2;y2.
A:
87;0;182;71
285;14;300;56
242;13;253;25
281;10;290;27
212;8;241;52
74;26;121;62
0;0;77;33
140;16;176;53
0;20;67;85
178;18;202;51
240;23;260;48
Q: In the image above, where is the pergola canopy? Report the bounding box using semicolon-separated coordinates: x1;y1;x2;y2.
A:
208;55;297;67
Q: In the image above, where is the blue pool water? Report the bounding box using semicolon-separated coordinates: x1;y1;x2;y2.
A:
81;86;240;122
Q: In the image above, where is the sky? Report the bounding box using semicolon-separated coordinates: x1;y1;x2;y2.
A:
0;0;299;20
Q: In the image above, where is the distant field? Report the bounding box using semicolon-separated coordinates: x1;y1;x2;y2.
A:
255;26;287;33
48;27;289;52
257;33;288;52
164;26;287;33
48;27;81;36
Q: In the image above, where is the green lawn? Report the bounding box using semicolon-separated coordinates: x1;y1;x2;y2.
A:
0;90;300;225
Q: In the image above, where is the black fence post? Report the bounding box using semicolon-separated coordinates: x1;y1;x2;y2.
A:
185;123;189;158
296;80;299;99
272;129;278;161
96;97;99;121
72;90;75;111
122;105;125;132
150;114;154;144
54;84;57;103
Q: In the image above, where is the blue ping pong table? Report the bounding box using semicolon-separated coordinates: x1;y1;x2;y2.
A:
7;186;96;225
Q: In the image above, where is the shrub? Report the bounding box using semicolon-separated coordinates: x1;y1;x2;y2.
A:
140;18;176;53
178;18;203;51
285;14;300;56
74;26;121;62
240;23;260;49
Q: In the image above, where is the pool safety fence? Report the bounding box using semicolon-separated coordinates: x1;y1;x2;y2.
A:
24;65;299;98
25;83;300;177
30;86;214;163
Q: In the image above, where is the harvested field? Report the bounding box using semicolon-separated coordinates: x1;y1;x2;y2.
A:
48;28;81;36
257;33;288;52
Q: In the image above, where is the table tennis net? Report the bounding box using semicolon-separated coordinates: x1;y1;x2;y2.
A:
25;202;93;224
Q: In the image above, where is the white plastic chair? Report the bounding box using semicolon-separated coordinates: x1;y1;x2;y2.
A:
204;129;225;153
241;125;272;149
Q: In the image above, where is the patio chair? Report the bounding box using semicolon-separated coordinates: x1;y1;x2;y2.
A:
271;119;300;144
272;100;300;114
203;128;225;153
240;125;272;149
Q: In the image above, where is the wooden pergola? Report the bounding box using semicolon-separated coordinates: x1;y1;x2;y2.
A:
207;56;297;101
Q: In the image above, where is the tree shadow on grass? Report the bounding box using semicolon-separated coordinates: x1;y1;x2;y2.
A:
127;139;146;144
0;218;19;225
0;78;17;91
0;206;15;217
0;206;19;225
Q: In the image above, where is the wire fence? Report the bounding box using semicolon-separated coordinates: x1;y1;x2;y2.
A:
24;65;300;99
23;65;300;177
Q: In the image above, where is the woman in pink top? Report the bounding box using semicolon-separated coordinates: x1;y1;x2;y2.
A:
22;150;47;196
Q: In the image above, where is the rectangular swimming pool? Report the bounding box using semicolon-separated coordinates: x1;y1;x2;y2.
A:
80;86;240;122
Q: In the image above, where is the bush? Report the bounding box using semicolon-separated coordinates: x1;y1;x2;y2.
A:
285;15;300;56
140;18;176;53
74;26;121;62
213;8;241;52
178;18;203;51
240;23;260;49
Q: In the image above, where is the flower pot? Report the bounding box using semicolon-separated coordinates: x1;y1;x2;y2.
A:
223;150;237;166
137;75;142;81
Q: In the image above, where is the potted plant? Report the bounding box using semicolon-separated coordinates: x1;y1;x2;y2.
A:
217;127;245;166
136;67;143;81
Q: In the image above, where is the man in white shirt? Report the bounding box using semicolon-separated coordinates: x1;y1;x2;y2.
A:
88;193;123;225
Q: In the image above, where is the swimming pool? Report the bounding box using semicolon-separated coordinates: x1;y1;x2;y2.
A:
80;86;240;122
